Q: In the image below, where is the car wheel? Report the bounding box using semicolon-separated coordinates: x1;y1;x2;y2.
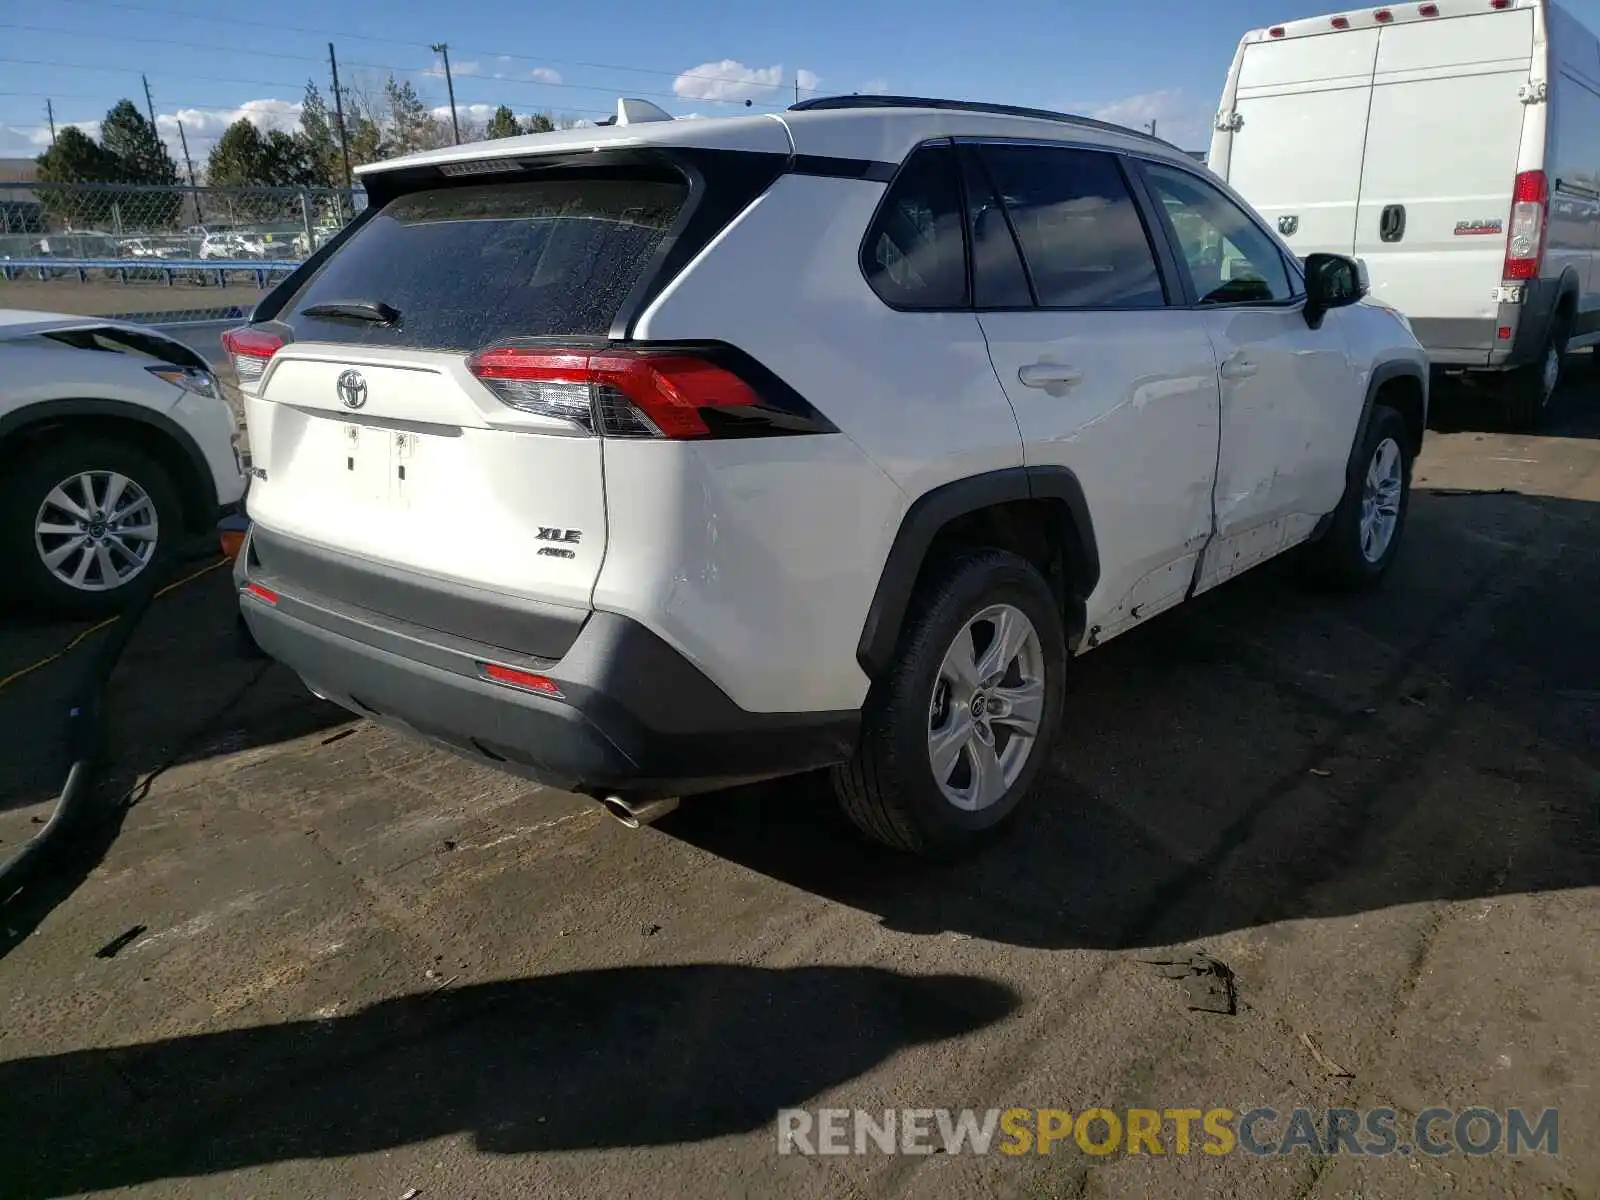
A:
1305;404;1413;589
0;437;183;618
1500;315;1569;430
832;548;1067;859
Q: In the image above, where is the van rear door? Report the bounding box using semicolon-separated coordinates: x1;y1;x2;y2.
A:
1222;28;1382;256
1353;9;1537;352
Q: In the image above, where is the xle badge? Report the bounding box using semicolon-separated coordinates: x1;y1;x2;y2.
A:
536;526;582;559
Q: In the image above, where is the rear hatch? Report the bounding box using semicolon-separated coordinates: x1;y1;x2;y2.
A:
1351;8;1536;329
231;169;691;616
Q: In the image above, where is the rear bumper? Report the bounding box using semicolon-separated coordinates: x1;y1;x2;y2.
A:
235;525;859;799
1414;280;1567;371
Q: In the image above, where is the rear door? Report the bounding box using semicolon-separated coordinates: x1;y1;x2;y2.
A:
1225;28;1382;258
1353;10;1537;336
237;172;689;612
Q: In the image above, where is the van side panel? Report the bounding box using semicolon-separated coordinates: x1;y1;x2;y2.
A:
1352;10;1537;362
1225;31;1381;255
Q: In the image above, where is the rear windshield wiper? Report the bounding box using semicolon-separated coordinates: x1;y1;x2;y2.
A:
300;299;400;325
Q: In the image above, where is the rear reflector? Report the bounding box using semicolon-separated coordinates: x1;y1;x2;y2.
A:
467;344;832;440
1504;169;1548;281
243;581;279;605
479;662;564;697
220;327;285;387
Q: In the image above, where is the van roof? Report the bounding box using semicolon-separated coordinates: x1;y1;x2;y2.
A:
355;94;1195;180
1244;0;1539;43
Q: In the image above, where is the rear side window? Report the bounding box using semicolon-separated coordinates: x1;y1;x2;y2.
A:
281;175;688;350
976;145;1168;310
863;145;970;309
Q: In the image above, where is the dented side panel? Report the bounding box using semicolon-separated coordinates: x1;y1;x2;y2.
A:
1191;305;1362;595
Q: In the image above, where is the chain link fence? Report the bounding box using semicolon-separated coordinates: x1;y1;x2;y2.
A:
0;182;365;278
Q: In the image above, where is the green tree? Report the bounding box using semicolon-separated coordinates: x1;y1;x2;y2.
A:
298;81;343;186
98;99;182;227
383;74;438;155
99;99;179;185
206;119;267;187
523;112;556;134
485;104;521;139
262;130;317;186
33;126;122;227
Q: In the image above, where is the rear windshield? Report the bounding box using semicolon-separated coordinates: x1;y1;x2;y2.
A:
280;174;688;350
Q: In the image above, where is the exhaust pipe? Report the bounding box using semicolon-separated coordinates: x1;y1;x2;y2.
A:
599;794;680;829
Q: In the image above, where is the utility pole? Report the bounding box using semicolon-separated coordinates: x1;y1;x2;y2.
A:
431;42;461;144
795;77;800;104
329;42;354;189
177;120;203;224
1147;119;1158;136
142;74;157;127
46;99;57;145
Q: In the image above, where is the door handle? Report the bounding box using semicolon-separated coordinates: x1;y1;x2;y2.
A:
1018;362;1084;389
1380;203;1406;243
1219;358;1258;381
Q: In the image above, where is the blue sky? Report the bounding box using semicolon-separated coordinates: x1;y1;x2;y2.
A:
4;0;1600;163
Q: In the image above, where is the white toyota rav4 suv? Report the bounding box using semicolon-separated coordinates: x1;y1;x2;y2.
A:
229;95;1428;858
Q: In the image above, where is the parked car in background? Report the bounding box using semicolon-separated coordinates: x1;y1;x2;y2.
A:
0;311;248;616
1209;0;1600;427
229;94;1429;858
200;232;265;260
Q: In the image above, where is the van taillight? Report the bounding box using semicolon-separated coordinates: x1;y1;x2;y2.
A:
1374;9;1394;22
1503;170;1549;281
1331;16;1351;28
466;345;835;440
1419;3;1439;14
220;327;284;387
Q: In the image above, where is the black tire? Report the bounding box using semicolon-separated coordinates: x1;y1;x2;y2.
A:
1304;404;1413;590
0;436;184;619
1499;313;1569;430
832;548;1067;859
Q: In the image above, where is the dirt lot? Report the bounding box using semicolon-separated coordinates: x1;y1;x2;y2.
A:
0;276;274;318
1;380;1597;1199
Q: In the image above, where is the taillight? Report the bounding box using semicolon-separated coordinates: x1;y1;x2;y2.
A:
1374;8;1394;22
1504;169;1548;281
1269;25;1286;36
1419;3;1439;14
466;345;833;440
1331;16;1351;28
220;327;284;387
1490;0;1511;8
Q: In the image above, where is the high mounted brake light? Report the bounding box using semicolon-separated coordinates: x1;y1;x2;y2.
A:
1503;170;1549;281
220;327;284;387
466;345;834;440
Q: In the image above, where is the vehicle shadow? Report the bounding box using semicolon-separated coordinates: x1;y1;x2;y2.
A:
0;964;1018;1199
1428;359;1599;438
660;487;1600;951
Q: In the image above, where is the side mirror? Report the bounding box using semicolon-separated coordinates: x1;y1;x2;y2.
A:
1303;252;1367;329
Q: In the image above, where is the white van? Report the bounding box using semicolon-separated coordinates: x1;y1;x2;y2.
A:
1208;0;1600;426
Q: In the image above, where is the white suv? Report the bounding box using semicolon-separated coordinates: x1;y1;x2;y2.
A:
228;95;1428;858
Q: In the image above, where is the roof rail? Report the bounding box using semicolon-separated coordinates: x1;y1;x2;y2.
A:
787;94;1175;148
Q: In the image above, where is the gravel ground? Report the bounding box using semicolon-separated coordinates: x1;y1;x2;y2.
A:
1;376;1596;1200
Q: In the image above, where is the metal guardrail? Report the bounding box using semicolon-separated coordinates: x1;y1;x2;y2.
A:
1;257;299;288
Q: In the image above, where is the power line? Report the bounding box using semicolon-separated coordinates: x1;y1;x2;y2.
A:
42;0;827;95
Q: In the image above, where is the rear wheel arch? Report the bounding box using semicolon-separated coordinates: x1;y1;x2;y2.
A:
0;399;216;533
855;466;1100;680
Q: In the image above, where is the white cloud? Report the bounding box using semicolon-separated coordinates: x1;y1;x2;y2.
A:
672;59;783;103
861;79;890;96
795;69;820;95
1084;88;1208;148
425;59;480;79
528;67;562;85
434;103;499;123
157;98;301;144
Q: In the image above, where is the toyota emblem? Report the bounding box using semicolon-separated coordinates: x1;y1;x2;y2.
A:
336;369;368;410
